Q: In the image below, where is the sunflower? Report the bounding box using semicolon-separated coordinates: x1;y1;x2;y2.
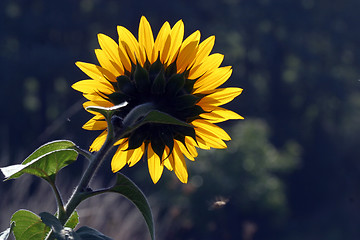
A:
72;16;243;184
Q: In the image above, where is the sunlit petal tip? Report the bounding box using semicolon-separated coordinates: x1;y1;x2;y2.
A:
111;147;128;173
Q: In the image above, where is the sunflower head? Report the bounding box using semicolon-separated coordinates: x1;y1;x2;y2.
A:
72;16;243;184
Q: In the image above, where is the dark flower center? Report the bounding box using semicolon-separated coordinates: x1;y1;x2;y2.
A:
104;58;206;158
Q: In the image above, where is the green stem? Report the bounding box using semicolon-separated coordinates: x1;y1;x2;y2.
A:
59;134;115;225
55;102;157;227
47;179;66;219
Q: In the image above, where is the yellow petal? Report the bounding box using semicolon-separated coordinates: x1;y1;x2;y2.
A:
72;80;114;95
193;66;232;93
188;53;224;79
172;142;188;183
198;87;243;107
138;16;154;62
166;20;184;64
118;43;132;72
95;49;123;77
196;128;227;149
114;137;127;146
97;34;124;74
175;139;195;161
89;130;107;152
83;115;107;130
192;119;231;141
83;100;114;109
177;30;201;68
153;22;172;64
128;142;146;167
195;136;211;149
192;35;215;69
181;30;201;47
194;122;229;148
117;26;144;65
176;41;198;73
200;106;244;123
162;146;173;170
76;62;117;82
111;145;128;172
163;158;173;171
184;137;199;158
147;143;164;183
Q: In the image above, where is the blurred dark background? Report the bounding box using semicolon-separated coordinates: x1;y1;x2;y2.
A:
1;0;360;239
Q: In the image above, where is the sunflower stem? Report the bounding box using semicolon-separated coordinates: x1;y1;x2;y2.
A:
47;179;66;219
58;117;116;226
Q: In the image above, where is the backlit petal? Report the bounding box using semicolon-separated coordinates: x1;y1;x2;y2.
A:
153;22;171;64
97;34;124;74
188;53;224;79
192;119;231;141
200;106;244;123
193;66;232;92
176;41;198;73
72;80;114;95
95;49;123;77
83;115;107;130
128;142;146;167
138;16;154;62
198;87;243;107
76;62;117;82
147;143;164;183
166;20;184;64
192;35;215;69
89;130;107;152
172;142;188;183
111;145;128;172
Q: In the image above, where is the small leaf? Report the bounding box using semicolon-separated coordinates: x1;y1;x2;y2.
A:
64;210;79;229
40;212;80;240
11;210;50;240
40;212;63;234
109;173;155;240
86;102;129;119
142;110;192;128
76;226;113;240
1;149;78;181
122;110;193;140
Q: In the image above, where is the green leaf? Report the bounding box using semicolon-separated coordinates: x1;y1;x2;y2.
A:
76;226;112;240
11;210;50;240
1;140;80;181
1;149;78;181
64;210;79;229
109;173;155;240
24;140;76;165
